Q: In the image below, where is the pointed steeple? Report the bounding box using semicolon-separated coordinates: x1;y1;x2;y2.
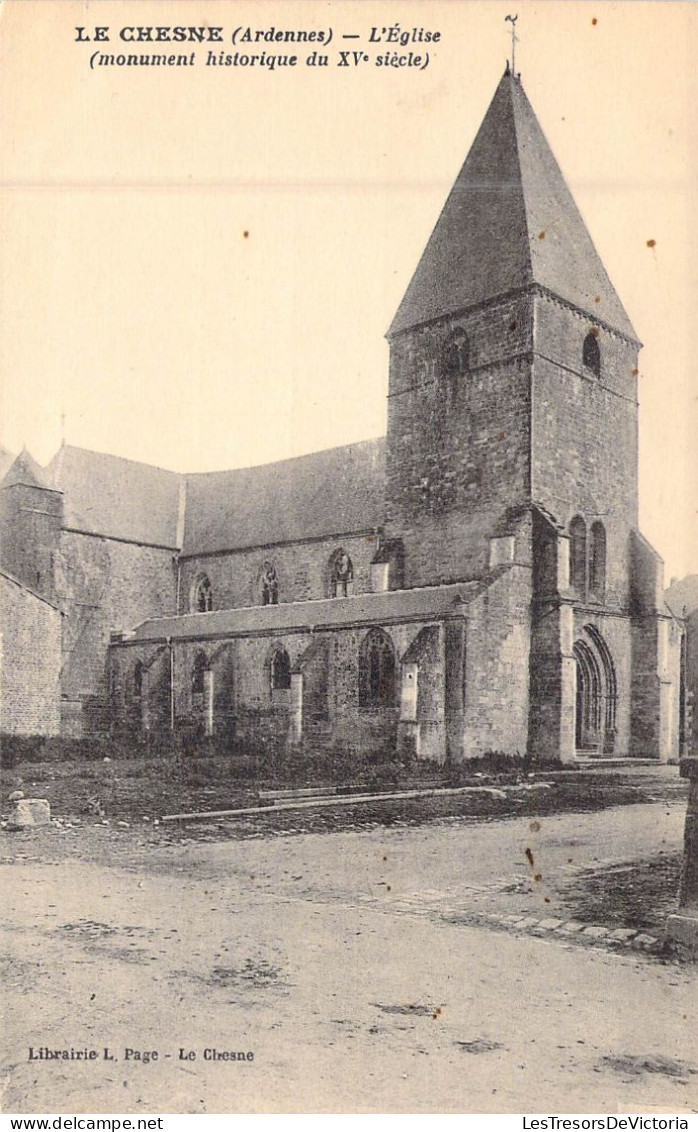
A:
389;70;637;341
1;447;59;492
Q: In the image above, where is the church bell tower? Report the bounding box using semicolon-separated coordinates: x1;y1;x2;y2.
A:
384;67;640;596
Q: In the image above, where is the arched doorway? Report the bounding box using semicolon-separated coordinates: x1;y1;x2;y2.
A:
573;627;617;755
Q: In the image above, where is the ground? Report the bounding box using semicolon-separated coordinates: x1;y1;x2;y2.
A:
1;768;696;1114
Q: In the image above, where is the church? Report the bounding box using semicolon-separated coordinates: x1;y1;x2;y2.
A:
0;67;684;764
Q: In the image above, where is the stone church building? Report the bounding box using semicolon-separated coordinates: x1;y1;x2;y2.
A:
0;69;684;763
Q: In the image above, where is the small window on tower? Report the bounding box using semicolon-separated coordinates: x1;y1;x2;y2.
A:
442;329;470;379
583;332;601;378
569;516;587;597
589;521;607;601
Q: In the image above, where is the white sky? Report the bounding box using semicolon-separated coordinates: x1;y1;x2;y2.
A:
0;0;696;579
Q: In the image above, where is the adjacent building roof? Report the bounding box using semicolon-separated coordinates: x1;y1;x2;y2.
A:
389;69;637;341
122;579;482;643
181;438;385;555
665;575;698;617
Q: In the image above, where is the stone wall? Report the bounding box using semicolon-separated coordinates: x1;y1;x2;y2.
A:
385;294;533;587
0;574;62;735
178;531;377;613
686;610;698;753
56;532;177;734
462;564;532;758
531;294;639;609
110;617;451;761
0;482;63;605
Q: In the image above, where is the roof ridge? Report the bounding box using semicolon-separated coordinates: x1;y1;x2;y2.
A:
183;435;385;480
56;443;181;477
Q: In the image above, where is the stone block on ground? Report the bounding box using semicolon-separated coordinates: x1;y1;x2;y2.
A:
582;925;610;939
664;914;698;959
607;928;637;942
7;798;51;830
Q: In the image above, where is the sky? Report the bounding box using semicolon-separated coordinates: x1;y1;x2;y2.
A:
0;0;696;579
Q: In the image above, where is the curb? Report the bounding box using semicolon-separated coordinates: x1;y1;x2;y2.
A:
449;909;661;953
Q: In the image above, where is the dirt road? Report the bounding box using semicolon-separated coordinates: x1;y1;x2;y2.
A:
1;800;696;1113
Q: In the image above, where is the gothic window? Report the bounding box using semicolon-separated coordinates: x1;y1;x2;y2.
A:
192;575;213;613
133;660;143;700
589;521;607;601
359;628;396;710
583;332;601;378
442;329;470;379
270;647;291;691
261;562;279;606
191;650;208;696
569;516;587;597
329;548;354;597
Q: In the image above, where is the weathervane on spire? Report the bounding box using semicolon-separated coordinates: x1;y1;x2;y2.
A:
505;14;518;76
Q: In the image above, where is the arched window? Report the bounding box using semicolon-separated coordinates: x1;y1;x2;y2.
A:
589;521;607;601
270;647;291;691
191;650;208;696
261;562;279;606
133;660;143;700
442;329;470;379
192;575;213;613
359;628;396;710
329;548;354;598
569;516;587;596
583;332;601;378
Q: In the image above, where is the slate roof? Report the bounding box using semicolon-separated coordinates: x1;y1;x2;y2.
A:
34;438;385;553
1;447;58;492
124;580;481;643
390;69;637;341
48;445;182;548
0;569;63;612
181;438;385;555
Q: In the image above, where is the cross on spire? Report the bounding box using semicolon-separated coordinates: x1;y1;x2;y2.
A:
505;14;518;75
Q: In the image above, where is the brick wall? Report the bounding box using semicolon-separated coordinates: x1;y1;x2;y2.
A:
0;574;62;735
